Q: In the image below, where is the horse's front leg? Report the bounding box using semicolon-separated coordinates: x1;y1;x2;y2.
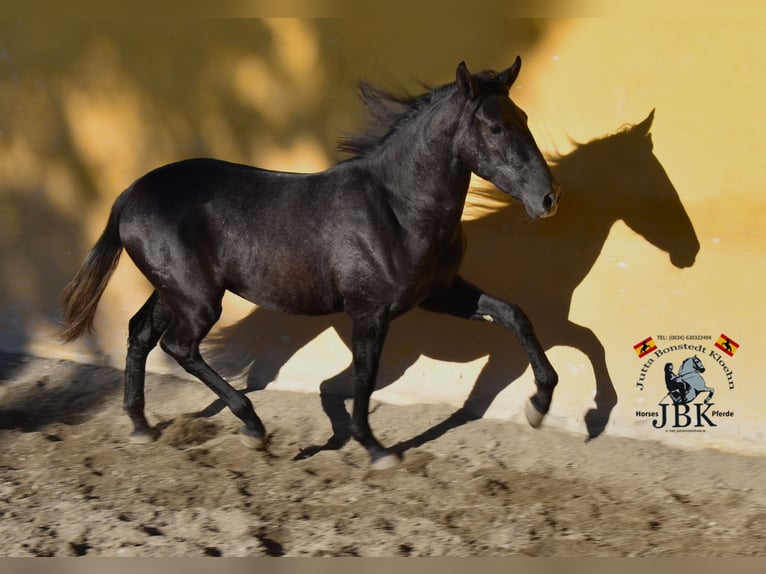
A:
348;308;401;469
421;276;559;427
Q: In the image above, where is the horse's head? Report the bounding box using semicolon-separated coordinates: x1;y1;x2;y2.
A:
679;355;705;377
454;57;560;219
552;111;699;268
619;112;699;268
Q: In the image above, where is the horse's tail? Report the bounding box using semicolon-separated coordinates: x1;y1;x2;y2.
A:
58;192;128;342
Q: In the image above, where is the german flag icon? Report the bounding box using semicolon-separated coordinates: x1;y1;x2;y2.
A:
634;337;657;358
715;333;740;357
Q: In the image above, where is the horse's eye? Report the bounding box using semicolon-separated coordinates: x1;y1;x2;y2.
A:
489;124;502;134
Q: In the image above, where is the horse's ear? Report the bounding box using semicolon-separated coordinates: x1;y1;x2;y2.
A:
456;61;478;100
632;109;655;149
635;109;655;137
498;56;522;90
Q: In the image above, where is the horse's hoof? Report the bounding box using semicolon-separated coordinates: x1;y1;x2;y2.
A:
129;430;156;444
370;452;402;471
239;428;267;450
525;398;546;428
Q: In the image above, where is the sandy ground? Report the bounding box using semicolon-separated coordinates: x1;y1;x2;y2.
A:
1;351;765;557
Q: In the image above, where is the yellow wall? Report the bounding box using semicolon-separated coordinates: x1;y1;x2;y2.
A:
1;19;763;454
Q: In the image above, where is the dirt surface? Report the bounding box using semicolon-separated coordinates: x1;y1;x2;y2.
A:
1;352;765;557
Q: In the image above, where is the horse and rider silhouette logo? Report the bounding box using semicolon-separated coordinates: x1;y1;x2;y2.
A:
662;355;714;405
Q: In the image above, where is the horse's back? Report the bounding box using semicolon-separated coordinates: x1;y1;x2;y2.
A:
125;158;306;206
116;158;344;312
118;158;306;255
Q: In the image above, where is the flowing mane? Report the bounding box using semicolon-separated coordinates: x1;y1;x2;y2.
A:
337;81;455;157
338;69;513;157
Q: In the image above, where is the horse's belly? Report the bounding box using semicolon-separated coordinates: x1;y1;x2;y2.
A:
229;263;341;316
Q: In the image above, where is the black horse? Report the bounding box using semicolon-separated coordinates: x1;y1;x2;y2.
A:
204;110;699;456
59;58;560;468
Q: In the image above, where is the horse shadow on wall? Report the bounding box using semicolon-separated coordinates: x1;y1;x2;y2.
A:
202;111;700;456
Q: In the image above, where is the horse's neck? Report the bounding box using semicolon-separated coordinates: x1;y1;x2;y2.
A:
678;359;692;376
368;94;472;234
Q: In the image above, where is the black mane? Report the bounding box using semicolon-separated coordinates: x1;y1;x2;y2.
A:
338;69;518;158
337;81;455;157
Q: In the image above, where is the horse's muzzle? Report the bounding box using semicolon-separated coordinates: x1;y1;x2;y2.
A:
533;181;561;218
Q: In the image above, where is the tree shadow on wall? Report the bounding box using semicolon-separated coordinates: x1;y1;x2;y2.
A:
0;189;92;363
12;19;549;173
202;112;700;458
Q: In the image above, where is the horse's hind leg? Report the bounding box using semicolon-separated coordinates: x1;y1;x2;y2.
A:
421;276;558;428
125;291;172;442
159;295;268;449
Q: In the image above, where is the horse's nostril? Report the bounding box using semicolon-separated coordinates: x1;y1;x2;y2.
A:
543;191;557;211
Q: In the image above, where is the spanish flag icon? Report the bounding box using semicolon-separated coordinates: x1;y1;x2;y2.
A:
633;337;657;358
715;333;740;357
